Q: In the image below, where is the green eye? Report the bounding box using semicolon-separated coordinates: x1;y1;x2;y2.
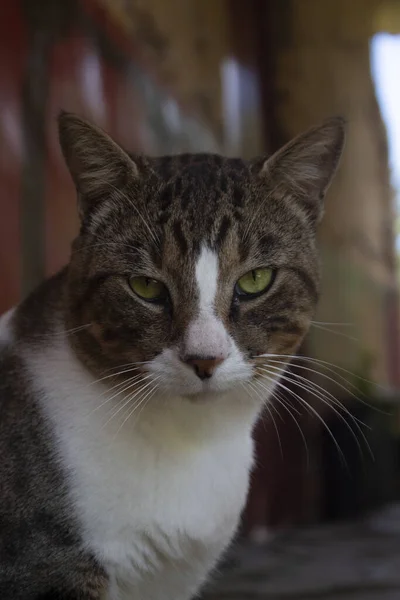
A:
236;268;274;297
129;276;167;302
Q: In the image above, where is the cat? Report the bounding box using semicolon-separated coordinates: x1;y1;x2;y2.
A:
0;112;345;599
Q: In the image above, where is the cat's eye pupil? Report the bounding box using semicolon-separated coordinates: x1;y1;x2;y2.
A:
235;267;274;299
129;276;167;303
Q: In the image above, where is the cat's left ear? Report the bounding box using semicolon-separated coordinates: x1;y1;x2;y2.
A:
257;117;346;224
58;111;139;219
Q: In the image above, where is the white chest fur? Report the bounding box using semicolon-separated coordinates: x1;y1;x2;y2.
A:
24;340;259;600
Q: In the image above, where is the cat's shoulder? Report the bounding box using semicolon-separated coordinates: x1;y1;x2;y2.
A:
0;307;15;350
0;270;69;418
0;310;23;406
1;269;68;349
0;317;40;425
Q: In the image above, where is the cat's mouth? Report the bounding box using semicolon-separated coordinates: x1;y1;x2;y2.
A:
181;379;224;400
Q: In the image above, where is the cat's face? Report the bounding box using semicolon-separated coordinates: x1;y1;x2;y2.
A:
60;113;345;399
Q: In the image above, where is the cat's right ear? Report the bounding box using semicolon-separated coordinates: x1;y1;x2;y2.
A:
256;117;346;225
58;112;139;219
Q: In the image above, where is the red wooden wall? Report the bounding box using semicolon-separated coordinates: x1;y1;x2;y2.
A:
0;2;25;313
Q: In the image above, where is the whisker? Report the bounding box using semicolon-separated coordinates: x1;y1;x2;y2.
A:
273;388;302;417
255;353;389;397
100;361;150;374
96;374;148;405
252;371;311;466
264;374;348;468
311;321;354;327
114;382;159;439
261;364;363;432
271;386;310;468
89;366;144;387
262;362;371;429
247;380;283;458
310;322;358;342
266;357;388;415
99;376;159;430
259;365;373;460
86;374;152;417
38;323;92;339
305;376;368;434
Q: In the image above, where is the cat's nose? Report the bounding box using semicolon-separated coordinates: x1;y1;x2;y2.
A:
184;356;224;380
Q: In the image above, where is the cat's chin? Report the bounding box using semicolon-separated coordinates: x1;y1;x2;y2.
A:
175;378;261;404
168;376;249;400
182;389;229;403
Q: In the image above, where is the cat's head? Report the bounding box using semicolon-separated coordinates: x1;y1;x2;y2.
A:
59;113;345;400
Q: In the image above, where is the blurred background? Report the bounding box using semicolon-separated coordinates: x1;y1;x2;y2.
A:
2;0;400;597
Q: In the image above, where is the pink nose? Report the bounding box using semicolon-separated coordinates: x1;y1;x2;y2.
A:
184;356;224;380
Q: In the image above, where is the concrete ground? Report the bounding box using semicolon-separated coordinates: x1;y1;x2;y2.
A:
201;504;400;599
